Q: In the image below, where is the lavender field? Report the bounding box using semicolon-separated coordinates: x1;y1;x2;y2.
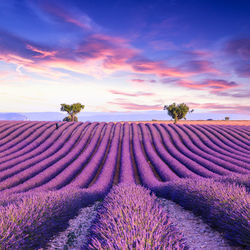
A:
0;121;249;249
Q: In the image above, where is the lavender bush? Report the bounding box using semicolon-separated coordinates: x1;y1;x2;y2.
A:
214;173;250;191
156;177;250;247
0;188;96;249
86;183;188;249
119;122;136;184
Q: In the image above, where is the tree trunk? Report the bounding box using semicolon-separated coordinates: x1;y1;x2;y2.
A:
174;116;178;124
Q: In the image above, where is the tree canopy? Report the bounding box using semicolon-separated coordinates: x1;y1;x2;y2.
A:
164;103;193;124
60;103;85;122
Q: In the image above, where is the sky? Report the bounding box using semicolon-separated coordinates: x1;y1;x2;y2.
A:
0;0;250;119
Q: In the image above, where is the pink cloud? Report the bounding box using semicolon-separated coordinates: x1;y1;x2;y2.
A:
108;101;161;111
109;90;154;97
178;79;239;92
26;45;57;58
188;102;250;115
128;58;188;77
130;79;157;83
131;79;145;83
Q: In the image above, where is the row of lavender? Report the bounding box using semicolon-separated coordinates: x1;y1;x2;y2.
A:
0;175;249;249
86;179;250;248
0;121;249;194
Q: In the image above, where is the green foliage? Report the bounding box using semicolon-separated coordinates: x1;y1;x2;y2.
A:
63;116;78;122
163;103;193;124
60;103;84;122
225;117;230;120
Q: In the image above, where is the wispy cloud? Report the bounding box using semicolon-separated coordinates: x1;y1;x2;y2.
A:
212;89;250;98
31;0;97;31
189;102;250;114
179;60;219;74
128;57;188;77
224;37;250;78
225;38;250;60
179;79;239;92
160;78;239;93
26;45;57;58
109;90;154;97
130;79;156;83
108;101;162;111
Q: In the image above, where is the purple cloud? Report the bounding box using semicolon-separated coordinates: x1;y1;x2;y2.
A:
188;102;250;115
225;38;250;60
224;38;250;78
213;89;250;98
31;0;96;31
235;63;250;78
179;60;218;74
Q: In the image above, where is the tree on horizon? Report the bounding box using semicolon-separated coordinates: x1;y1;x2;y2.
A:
164;103;193;124
60;103;85;122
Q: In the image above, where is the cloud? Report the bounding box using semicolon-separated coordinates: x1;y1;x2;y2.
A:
149;40;177;51
0;28;188;80
26;45;57;58
179;60;219;74
0;2;224;83
130;79;156;83
188;102;250;115
178;50;212;59
178;79;239;93
213;89;250;98
131;79;145;83
0;30;37;59
234;63;250;78
160;78;180;84
108;101;161;111
128;57;188;77
0;29;136;78
109;90;154;97
32;0;97;31
160;77;239;93
224;38;250;78
225;38;250;60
